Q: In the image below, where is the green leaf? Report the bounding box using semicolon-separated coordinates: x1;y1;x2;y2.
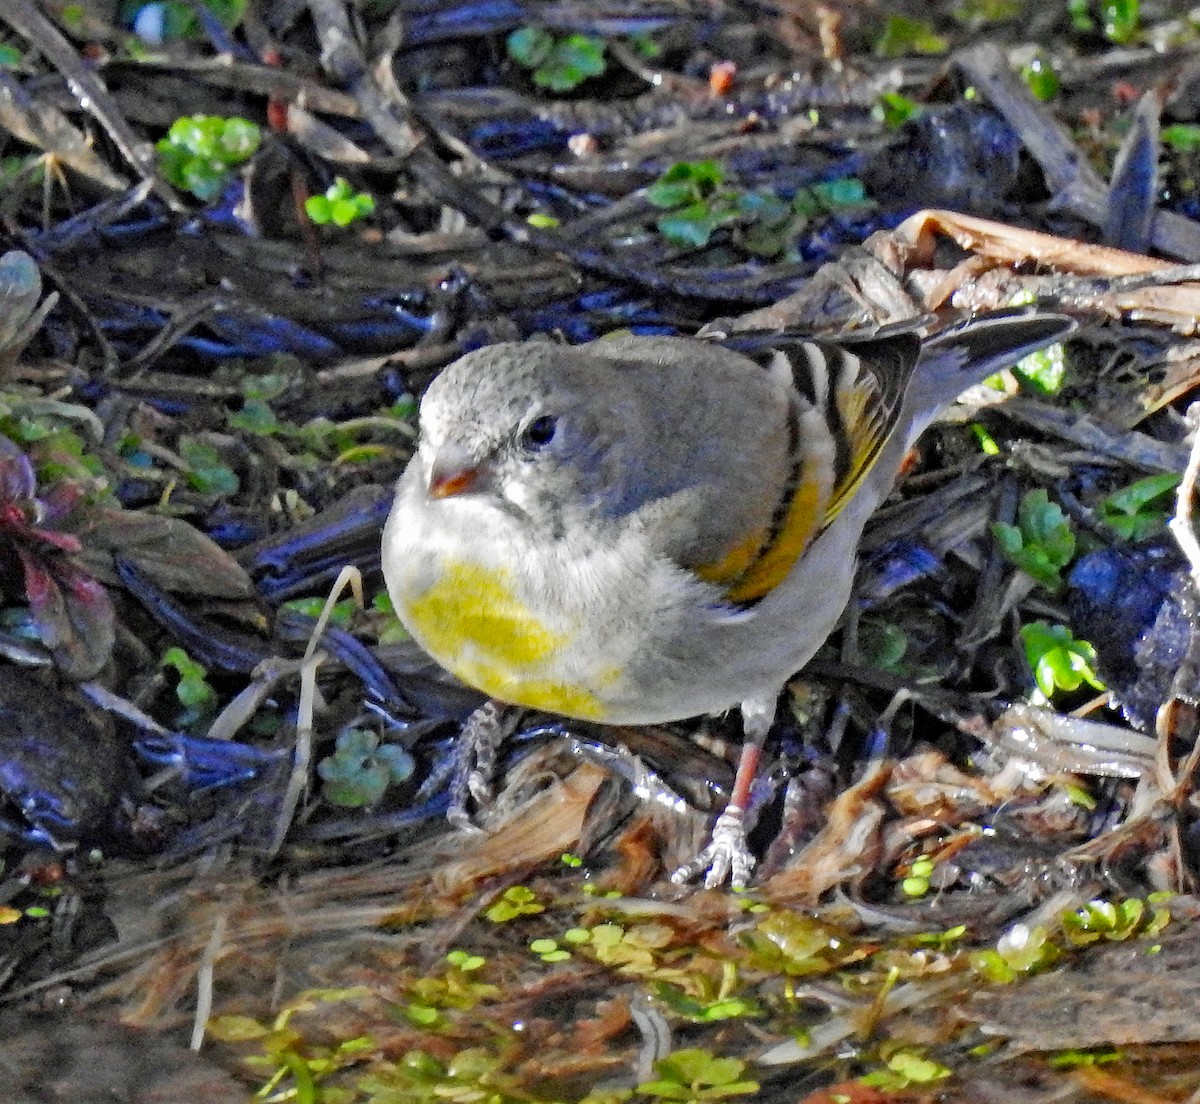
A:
330;198;360;226
446;949;486;971
874;14;950;57
534;34;606;91
178;438;239;495
1100;0;1139;43
639;1048;759;1099
228;397;279;435
875;91;921;128
157;114;260;199
317;728;414;808
1163;124;1200;153
646;180;698;209
991;521;1023;558
1098;472;1180;541
972;422;1001;455
1067;0;1095;31
1021;56;1060;101
952;0;1023;22
1012;339;1067;395
992;489;1075;591
218;117;260;158
885;1051;951;1085
509;28;607;91
1020;621;1104;697
1020;489;1074;557
629;32;661;59
656;200;737;248
306;178;374;228
484;885;544;922
809;177;870;208
305;195;332;224
161;646;217;714
646;160;725;209
506;25;553;67
859;620;908;672
1048;1046;1123;1068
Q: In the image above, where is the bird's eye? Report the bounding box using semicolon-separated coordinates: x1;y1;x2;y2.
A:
520;415;558;451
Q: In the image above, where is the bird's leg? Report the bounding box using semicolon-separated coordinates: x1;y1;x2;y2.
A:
672;693;776;889
447;699;521;829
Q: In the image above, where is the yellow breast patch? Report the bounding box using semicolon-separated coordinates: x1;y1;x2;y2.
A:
401;559;608;720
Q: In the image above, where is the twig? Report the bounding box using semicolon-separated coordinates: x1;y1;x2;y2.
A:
1168;423;1200;591
190;911;228;1051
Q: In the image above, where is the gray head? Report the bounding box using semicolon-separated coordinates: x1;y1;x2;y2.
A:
414;342;642;533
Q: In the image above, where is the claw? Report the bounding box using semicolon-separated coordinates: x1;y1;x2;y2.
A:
671;804;756;890
447;699;519;826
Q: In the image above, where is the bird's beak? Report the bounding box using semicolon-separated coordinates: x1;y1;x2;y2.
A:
428;447;484;499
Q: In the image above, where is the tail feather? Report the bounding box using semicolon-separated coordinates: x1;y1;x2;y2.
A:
914;310;1076;410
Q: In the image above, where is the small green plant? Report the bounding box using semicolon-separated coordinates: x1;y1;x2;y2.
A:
1060;780;1097;810
1047;1046;1123;1068
736;184;870;259
859;619;908;673
283;596;358;627
874;90;921;128
1068;0;1140;43
402;959;500;1030
305;177;376;227
952;0;1023;23
1061;894;1170;946
971;422;1002;455
1020;621;1104;698
971;922;1058;982
646;161;873;253
901;855;936;898
1021;55;1061;101
1097;472;1180;541
178;436;239;494
874;14;950;57
124;0;245;42
484;884;544;922
530;937;572;963
638;1048;759;1101
506;27;606;91
206;988;375;1098
1013;339;1067;395
576;920;677;972
740;910;871;976
1163;124;1200;153
358;1047;534;1103
317;728;414;808
445;948;486;972
860;1047;952;1091
160;646;217;722
908;924;968;951
652;982;760;1023
646;160;737;248
157;114;260;201
227;398;278;436
992;488;1076;591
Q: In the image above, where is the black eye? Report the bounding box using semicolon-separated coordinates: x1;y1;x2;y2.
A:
520;415;558;451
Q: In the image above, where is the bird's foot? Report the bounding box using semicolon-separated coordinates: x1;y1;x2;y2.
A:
671;804;756;890
447;700;519;830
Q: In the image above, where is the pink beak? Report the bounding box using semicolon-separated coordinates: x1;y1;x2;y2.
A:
429;465;479;498
428;448;482;499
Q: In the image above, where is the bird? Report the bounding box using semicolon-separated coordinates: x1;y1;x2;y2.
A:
381;311;1075;888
